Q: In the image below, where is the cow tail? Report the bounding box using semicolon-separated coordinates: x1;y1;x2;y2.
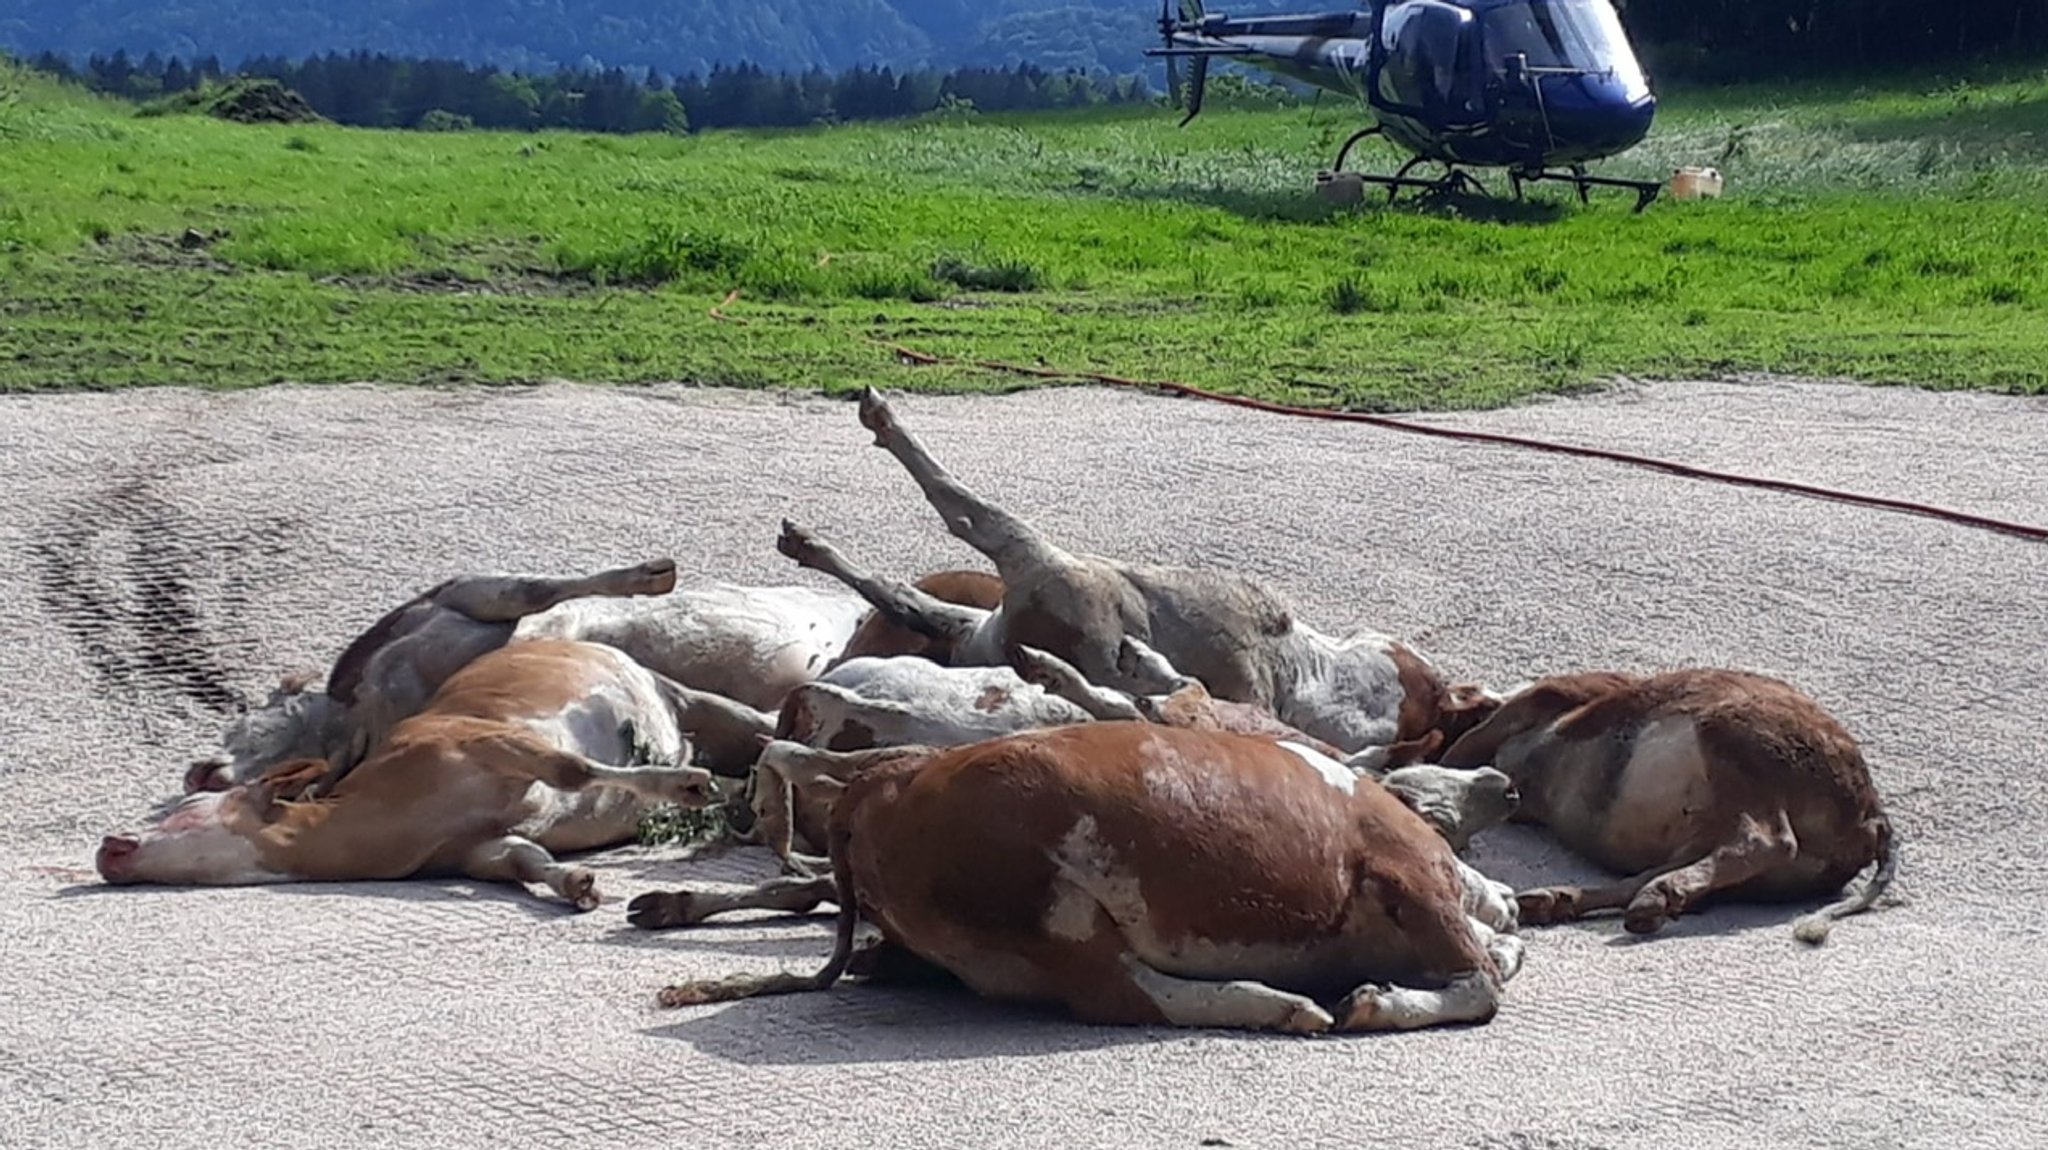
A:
1791;813;1899;946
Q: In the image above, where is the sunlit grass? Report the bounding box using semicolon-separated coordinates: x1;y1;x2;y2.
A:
1;58;2043;402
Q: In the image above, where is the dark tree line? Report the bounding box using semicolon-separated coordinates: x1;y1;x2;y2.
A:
1622;0;2045;81
23;48;1153;134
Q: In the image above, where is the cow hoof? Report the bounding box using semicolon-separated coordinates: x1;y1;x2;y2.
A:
777;519;823;568
628;558;679;595
857;386;895;444
1516;887;1580;926
626;890;701;930
563;868;600;911
1283;1001;1336;1035
1622;907;1672;935
652;769;717;810
1621;889;1678;935
1335;984;1391;1030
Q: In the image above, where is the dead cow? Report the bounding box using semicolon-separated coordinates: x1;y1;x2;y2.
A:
99;639;720;909
190;564;817;795
778;388;1500;760
188;558;683;796
776;655;1096;753
653;722;1524;1034
1436;668;1899;943
1008;641;1520;850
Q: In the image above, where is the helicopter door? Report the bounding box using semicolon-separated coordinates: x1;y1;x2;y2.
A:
1370;0;1483;125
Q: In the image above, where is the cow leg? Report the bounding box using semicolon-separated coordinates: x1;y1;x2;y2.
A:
426;558;678;622
1621;811;1800;935
856;386;1065;575
472;734;717;809
652;678;776;778
1334;971;1504;1032
461;834;600;910
626;875;837;930
1115;636;1203;697
750;764;837;876
1005;643;1142;721
1115;954;1335;1034
1516;866;1671;926
778;520;989;647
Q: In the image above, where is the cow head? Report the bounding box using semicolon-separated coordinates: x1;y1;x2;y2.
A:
1431;683;1506;756
97;762;317;887
1379;764;1520;852
1437;672;1640;771
186;672;349;794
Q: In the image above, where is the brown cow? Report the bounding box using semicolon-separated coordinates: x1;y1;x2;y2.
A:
651;723;1524;1033
98;639;719;909
1435;667;1899;943
776;389;1500;762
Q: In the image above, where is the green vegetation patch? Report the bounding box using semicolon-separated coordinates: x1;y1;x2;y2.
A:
2;58;2044;404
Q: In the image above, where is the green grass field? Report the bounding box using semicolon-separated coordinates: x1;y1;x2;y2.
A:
2;60;2044;407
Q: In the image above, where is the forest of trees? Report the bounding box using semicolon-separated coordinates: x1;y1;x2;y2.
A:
21;48;1157;134
0;0;1154;79
1;1;2041;90
1624;0;2047;81
8;2;2044;135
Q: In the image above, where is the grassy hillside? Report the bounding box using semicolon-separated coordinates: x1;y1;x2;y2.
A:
2;60;2045;406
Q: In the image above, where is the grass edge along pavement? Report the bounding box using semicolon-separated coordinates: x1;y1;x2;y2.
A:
2;58;2045;406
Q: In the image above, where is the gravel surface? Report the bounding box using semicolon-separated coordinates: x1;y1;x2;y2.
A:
1;377;2043;1150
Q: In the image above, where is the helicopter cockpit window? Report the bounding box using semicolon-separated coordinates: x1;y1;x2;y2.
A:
1374;0;1481;120
1481;0;1650;102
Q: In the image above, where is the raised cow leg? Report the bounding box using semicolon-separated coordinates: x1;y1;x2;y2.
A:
461;834;600;910
856;386;1066;576
426;558;678;622
626;875;838;930
1621;811;1800;935
1334;970;1504;1031
778;519;990;648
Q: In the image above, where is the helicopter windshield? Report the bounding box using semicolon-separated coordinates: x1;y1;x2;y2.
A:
1481;0;1649;101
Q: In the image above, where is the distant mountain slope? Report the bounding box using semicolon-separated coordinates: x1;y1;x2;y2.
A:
0;0;1162;77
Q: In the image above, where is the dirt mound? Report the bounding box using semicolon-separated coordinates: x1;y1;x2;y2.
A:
200;78;323;125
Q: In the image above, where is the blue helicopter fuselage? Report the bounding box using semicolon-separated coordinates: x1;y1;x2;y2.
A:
1166;0;1655;171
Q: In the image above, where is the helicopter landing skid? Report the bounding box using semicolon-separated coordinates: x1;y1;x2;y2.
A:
1508;166;1663;213
1325;127;1662;213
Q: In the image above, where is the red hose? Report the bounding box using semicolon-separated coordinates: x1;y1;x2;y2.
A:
869;340;2048;545
720;296;2048;545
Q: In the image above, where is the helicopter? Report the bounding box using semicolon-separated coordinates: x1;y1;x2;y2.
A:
1146;0;1665;210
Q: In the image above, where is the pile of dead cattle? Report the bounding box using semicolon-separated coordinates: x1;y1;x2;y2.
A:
94;387;1900;1036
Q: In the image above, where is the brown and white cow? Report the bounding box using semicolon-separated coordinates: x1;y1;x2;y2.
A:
651;722;1524;1034
190;558;686;796
627;717;1520;933
99;639;720;909
1436;667;1899;943
188;564;883;796
776;387;1501;762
